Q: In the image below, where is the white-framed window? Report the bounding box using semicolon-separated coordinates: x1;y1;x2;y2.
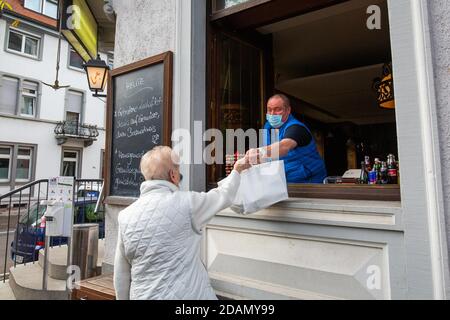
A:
0;76;19;115
21;81;38;117
16;148;32;182
62;150;79;178
69;47;85;70
7;28;41;59
0;147;12;183
24;0;58;19
44;0;58;18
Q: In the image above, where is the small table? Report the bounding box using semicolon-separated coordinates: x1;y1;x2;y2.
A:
72;274;116;300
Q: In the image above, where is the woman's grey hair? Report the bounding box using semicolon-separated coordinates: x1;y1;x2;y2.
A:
140;146;179;181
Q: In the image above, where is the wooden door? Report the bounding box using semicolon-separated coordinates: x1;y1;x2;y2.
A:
207;23;273;187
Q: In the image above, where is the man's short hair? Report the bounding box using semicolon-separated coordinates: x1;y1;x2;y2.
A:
140;146;178;181
269;94;291;109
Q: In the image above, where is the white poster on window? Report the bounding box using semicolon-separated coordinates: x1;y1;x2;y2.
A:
48;177;74;237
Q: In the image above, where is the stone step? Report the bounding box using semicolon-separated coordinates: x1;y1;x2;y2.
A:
38;247;70;281
9;263;68;300
209;271;341;300
38;239;105;280
0;281;15;300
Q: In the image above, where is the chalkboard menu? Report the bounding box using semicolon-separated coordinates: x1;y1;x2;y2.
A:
106;52;173;198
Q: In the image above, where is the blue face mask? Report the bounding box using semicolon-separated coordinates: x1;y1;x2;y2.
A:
266;114;285;128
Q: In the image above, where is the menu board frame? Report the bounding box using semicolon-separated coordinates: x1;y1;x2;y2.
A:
105;51;173;201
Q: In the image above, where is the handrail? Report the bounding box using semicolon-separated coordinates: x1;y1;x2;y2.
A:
1;178;105;286
0;179;48;201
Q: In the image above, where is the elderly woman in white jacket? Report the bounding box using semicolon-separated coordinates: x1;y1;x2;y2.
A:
114;146;250;300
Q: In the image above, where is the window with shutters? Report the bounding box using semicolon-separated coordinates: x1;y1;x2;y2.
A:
0;76;19;115
66;90;83;122
65;90;84;135
0;74;41;118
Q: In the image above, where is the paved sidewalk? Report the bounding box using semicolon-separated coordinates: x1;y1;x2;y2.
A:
0;281;15;300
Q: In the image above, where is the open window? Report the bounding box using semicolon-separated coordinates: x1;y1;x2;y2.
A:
207;0;400;201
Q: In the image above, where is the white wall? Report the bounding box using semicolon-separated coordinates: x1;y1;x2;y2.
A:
426;0;450;297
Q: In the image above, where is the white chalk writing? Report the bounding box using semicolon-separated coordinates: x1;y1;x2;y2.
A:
114;96;162;118
125;78;144;91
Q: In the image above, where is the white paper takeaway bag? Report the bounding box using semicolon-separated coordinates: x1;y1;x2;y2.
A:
222;160;289;215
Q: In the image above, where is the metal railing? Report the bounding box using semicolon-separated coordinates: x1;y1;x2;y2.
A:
54;121;100;140
0;179;104;284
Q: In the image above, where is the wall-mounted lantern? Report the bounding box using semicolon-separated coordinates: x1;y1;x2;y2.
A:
373;63;395;109
83;55;110;98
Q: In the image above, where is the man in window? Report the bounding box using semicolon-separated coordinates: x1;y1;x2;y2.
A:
248;94;327;184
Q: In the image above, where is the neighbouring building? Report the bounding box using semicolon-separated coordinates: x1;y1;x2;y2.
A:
89;0;450;299
0;0;110;196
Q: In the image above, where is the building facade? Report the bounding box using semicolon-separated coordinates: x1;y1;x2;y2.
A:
0;0;108;196
93;0;450;299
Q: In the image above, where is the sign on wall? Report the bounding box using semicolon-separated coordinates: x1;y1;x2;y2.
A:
105;52;173;198
61;0;98;62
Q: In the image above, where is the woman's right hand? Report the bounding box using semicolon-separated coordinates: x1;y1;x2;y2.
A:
234;155;251;174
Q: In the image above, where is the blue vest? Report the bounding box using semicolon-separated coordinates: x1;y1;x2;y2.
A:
264;115;327;183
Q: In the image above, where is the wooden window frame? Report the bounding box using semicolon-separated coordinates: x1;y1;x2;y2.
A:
207;7;401;202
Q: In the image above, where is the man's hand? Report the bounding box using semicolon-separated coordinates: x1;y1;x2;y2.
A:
246;139;297;161
234;155;251;173
246;148;265;165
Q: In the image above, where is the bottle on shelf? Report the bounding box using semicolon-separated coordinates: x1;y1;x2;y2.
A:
374;158;381;183
359;161;368;184
369;167;377;185
380;161;389;184
387;154;398;184
364;156;372;172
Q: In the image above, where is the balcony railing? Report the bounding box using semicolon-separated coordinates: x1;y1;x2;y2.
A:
54;121;99;147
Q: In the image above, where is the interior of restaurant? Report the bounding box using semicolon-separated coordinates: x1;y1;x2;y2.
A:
208;0;399;189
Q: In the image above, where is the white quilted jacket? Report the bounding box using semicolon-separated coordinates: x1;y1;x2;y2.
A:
114;170;241;300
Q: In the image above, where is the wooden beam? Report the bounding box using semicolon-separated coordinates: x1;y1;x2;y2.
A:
212;0;349;31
